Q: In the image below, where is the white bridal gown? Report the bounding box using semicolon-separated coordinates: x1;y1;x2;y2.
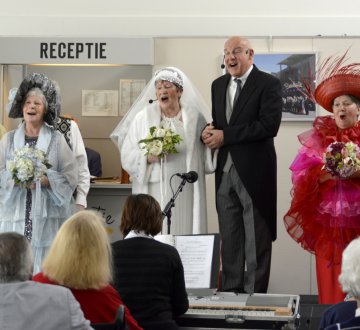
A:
149;111;194;235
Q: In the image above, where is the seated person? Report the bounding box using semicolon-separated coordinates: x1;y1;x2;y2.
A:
86;147;102;177
321;237;360;330
112;194;189;330
0;232;92;330
319;299;357;329
33;210;142;330
56;113;90;209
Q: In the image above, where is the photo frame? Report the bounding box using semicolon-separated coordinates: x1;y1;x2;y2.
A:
254;53;317;121
82;90;119;117
119;79;146;116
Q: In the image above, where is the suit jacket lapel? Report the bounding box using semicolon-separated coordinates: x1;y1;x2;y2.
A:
218;75;231;126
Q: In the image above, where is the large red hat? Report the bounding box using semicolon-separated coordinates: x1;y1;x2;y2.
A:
311;52;360;112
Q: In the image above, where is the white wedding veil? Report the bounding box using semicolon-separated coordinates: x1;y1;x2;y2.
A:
110;66;211;150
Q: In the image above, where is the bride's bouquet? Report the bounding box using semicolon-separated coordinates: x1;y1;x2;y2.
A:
139;126;182;158
322;141;360;178
7;144;52;188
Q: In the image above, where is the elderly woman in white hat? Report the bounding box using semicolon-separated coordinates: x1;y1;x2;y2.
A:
111;67;215;235
0;73;78;274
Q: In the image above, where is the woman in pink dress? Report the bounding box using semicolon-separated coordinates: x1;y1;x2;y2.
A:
284;53;360;304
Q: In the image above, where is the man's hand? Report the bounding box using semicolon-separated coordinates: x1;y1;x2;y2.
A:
203;128;224;149
201;123;215;141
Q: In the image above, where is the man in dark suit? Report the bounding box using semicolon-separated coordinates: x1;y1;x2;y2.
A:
85;147;102;177
202;36;282;293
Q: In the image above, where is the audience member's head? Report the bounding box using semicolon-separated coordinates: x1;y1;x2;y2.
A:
338;237;360;300
0;232;33;283
120;194;162;237
41;210;112;289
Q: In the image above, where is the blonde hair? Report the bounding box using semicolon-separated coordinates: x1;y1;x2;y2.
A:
42;210;112;289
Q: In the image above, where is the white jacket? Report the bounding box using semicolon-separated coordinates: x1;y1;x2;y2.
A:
121;103;216;234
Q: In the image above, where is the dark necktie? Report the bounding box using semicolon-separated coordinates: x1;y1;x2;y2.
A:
233;78;242;108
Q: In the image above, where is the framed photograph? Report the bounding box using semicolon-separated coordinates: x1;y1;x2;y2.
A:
119;79;146;116
254;53;317;121
82;90;119;117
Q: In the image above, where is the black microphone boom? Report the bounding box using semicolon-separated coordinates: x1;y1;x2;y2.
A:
162;171;198;233
221;55;225;69
176;171;198;183
149;99;158;104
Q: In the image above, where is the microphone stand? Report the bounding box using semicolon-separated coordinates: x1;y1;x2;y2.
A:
162;178;187;234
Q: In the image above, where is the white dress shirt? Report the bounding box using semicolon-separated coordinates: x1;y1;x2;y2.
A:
227;65;254;108
70;121;90;207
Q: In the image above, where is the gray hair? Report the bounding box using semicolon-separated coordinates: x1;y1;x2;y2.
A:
338;237;360;299
25;87;48;111
0;232;33;283
8;73;60;126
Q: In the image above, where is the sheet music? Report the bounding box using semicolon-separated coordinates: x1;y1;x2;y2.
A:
176;235;214;288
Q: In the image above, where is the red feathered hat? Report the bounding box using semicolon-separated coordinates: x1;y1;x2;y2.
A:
312;51;360;112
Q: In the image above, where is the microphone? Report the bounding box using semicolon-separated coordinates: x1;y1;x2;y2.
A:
220;55;225;69
149;99;158;104
176;171;198;183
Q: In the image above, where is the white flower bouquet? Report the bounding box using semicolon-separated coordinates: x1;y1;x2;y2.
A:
323;141;360;178
7;144;52;188
139;126;182;158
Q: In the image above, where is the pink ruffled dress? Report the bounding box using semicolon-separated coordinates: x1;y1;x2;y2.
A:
284;116;360;265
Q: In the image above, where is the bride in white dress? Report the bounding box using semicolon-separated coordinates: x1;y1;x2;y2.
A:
111;67;216;235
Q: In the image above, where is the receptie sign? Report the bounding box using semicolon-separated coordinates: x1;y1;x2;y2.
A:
0;37;154;65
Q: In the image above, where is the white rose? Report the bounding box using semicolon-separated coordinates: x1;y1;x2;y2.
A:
7;160;15;172
154;128;166;138
149;140;163;156
17;158;34;181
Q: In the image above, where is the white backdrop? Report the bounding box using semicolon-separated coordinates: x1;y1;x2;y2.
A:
1;0;360;37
